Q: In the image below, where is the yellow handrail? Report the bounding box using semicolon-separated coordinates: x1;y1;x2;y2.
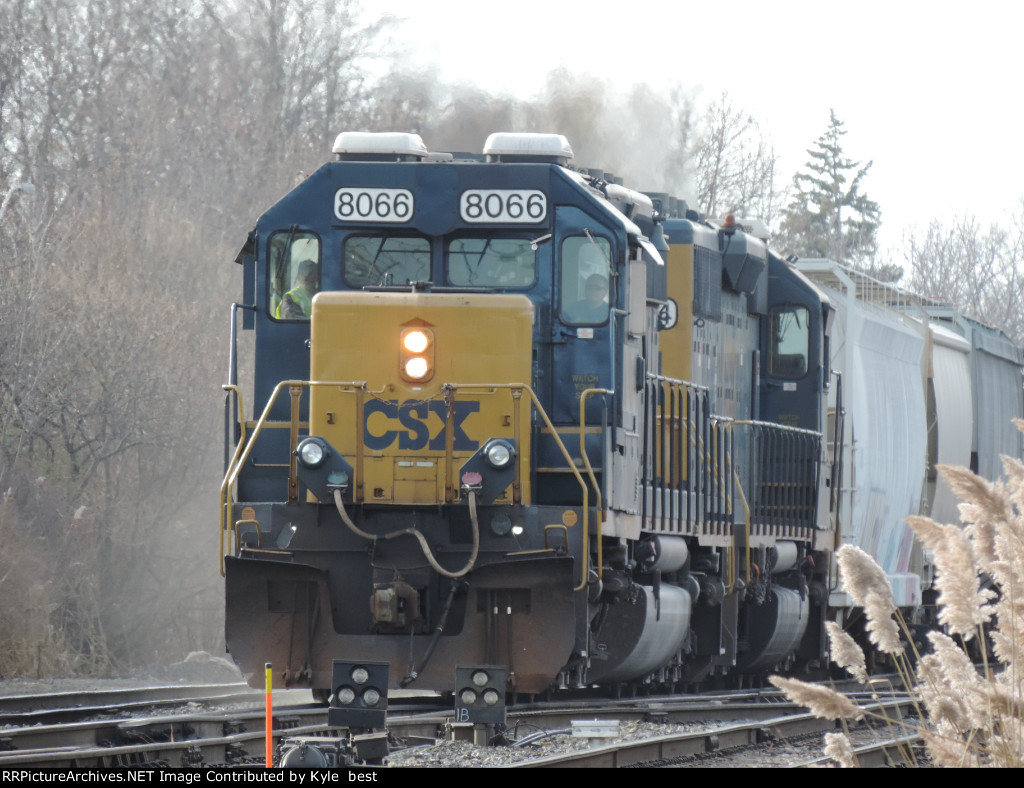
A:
579;388;613;584
219;380;591;586
455;384;591;590
220;379;314;575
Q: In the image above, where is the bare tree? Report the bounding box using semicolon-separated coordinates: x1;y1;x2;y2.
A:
903;209;1024;343
0;0;390;677
694;93;781;225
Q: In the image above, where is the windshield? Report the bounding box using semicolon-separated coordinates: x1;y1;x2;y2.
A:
344;235;431;287
447;237;536;287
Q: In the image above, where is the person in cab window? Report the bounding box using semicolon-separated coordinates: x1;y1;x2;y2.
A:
277;260;319;319
566;273;609;324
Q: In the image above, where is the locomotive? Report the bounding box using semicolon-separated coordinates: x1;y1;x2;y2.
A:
220;131;1023;700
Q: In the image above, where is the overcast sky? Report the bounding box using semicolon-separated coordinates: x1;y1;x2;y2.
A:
375;0;1023;257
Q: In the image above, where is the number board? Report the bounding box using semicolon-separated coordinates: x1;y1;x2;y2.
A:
460;190;547;224
334;188;414;223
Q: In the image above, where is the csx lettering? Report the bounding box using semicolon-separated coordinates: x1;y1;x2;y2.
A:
364;400;480;451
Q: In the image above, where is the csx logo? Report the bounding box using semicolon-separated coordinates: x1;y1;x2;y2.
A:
364;399;480;451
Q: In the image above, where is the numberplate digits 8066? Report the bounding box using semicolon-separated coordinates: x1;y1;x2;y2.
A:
334;188;414;222
460;190;547;224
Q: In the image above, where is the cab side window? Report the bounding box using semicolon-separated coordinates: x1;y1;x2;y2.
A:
269;232;320;321
560;236;611;325
769;305;810;378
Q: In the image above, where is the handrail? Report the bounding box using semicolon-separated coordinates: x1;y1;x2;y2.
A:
219;379;317;575
730;464;751;591
641;372;824;592
221;384;248;447
219;380;590;585
721;420;823;574
579;388;613;584
725;419;823;439
219;383;250;575
516;385;590;591
233;518;261;549
829;370;845;592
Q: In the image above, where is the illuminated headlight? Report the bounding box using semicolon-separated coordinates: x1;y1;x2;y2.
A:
472;670;489;687
484;439;514;469
400;326;434;383
402;329;430;354
404;356;430;380
483;689;500;706
460;689;477;705
351;667;369;685
336;687;356;705
296;437;328;468
362;688;381;706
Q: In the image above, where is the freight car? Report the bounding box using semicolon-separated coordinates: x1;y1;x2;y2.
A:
219;131;1023;701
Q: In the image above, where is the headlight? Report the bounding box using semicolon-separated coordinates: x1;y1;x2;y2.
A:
402;329;429;354
400;326;434;383
484;439;514;469
296;437;328;468
404;356;430;380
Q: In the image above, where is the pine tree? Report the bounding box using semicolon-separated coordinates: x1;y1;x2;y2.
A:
778;110;882;271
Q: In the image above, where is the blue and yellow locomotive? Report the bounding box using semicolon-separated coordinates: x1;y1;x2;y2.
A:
221;131;844;698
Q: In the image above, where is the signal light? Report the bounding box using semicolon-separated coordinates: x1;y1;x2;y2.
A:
337;687;356;705
328;660;388;730
454;664;507;725
400;326;434;382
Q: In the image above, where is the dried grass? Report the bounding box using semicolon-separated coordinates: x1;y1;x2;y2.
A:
773;420;1024;767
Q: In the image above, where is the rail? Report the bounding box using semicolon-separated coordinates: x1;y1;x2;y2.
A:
721;419;822;584
642;373;823;583
641;374;722;535
219;381;592;585
729;419;822;530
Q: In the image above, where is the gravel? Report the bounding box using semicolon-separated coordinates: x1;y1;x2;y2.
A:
386;718;729;767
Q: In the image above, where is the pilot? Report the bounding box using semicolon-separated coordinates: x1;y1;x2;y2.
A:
277;260;319;319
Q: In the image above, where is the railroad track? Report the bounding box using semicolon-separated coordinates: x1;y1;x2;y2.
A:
500;700;920;768
0;681;919;768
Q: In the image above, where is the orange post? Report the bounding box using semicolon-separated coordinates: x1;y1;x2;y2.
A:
265;663;273;768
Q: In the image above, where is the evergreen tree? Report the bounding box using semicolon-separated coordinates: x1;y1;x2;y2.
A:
778;110;883;272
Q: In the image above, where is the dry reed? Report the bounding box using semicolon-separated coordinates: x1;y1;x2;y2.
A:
773;420;1024;767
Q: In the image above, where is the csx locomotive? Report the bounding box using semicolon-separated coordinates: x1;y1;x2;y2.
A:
220;131;1024;700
